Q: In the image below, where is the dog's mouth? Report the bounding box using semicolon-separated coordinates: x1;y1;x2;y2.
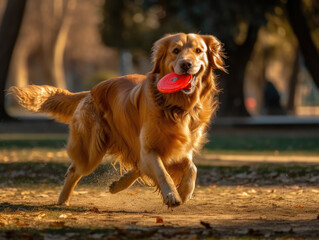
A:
181;75;197;95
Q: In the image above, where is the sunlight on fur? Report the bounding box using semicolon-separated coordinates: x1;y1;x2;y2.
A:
10;33;226;208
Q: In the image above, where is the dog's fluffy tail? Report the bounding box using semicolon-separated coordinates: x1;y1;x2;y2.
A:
9;85;89;124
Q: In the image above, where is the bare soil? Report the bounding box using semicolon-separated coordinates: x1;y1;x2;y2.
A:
1;151;319;239
1;184;319;239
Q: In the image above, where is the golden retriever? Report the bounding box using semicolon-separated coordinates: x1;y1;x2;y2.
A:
10;33;225;207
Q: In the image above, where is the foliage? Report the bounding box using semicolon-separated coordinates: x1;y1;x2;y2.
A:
100;0;279;52
100;0;190;52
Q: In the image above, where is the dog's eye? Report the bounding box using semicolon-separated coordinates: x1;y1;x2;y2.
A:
195;48;202;54
173;48;180;54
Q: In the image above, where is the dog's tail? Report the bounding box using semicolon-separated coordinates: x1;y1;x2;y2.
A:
9;85;89;124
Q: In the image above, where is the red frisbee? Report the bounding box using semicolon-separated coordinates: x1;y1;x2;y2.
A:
157;72;193;93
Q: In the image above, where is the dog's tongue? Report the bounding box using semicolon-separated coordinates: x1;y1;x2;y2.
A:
157;72;192;93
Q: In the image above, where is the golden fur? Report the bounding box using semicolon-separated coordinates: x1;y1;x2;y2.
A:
10;33;225;207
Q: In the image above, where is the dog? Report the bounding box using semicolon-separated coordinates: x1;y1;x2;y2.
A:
10;33;226;207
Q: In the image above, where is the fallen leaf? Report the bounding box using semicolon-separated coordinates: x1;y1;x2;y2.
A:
4;207;11;213
156;217;164;223
200;220;212;229
15;220;29;226
238;192;249;196
49;221;65;227
21;191;30;195
20;233;33;240
90;207;101;213
249;189;257;193
59;214;67;219
15;210;27;215
34;213;46;220
0;218;8;226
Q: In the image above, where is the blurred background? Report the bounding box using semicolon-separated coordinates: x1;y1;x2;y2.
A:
0;0;319;123
1;2;319;237
0;0;319;206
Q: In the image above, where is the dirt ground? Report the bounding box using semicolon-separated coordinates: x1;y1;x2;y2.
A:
1;185;319;239
1;150;319;239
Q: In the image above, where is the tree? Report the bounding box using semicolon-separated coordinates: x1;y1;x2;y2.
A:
0;0;27;121
287;48;300;114
100;0;319;116
40;0;77;89
175;0;279;116
287;0;319;89
218;24;260;116
100;0;190;74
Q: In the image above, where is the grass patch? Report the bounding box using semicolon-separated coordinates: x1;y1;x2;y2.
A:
204;135;319;153
0;134;67;149
1;133;319;154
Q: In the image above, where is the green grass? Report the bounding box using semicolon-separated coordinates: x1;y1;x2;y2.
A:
1;133;319;153
0;134;68;149
205;135;319;153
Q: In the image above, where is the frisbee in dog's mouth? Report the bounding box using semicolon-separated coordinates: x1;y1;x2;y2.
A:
157;72;196;94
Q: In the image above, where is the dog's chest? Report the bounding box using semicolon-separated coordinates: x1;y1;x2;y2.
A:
153;114;204;158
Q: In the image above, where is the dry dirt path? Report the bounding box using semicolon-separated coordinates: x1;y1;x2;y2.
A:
1;152;319;239
1;185;319;239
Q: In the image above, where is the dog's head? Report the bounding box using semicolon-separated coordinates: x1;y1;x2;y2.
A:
151;33;226;95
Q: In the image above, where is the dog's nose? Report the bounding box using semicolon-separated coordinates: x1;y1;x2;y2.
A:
180;60;193;72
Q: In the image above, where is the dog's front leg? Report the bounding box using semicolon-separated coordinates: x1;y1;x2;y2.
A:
140;148;182;207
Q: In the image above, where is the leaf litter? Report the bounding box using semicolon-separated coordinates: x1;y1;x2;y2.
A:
1;150;319;238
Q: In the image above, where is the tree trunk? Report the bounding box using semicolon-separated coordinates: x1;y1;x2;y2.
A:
218;25;259;117
40;0;77;89
0;0;27;121
287;0;319;89
287;48;300;114
11;43;29;87
53;0;77;89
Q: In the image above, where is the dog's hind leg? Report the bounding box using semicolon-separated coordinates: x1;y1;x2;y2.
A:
58;163;82;206
58;138;106;205
109;169;140;194
177;156;197;203
58;117;107;206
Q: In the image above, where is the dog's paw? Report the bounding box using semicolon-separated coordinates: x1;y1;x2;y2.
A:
164;192;181;207
109;180;118;194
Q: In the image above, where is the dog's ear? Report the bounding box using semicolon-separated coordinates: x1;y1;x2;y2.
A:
201;35;227;73
151;35;171;73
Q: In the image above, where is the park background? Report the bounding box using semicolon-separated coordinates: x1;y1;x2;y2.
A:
1;0;319;239
0;0;319;120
